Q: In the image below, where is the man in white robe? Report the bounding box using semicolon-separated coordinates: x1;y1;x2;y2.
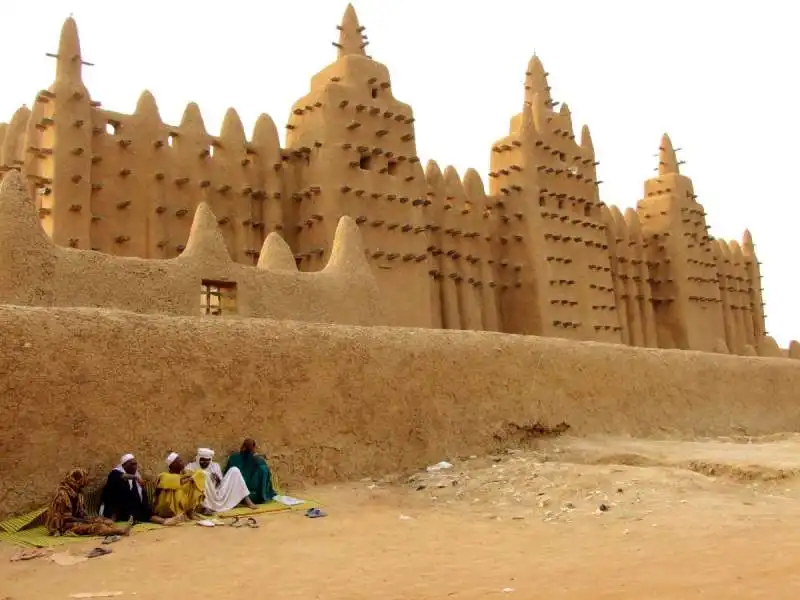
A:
185;448;255;513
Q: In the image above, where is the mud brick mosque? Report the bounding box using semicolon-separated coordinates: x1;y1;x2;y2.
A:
0;4;795;359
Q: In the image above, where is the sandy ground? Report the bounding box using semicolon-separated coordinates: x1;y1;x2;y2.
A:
3;434;800;599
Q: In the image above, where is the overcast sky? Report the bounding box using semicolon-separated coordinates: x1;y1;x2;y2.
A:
2;1;796;345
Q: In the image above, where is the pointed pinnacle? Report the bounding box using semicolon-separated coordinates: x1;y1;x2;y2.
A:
337;3;367;58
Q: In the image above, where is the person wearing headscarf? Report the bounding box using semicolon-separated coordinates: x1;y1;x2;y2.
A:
186;448;256;513
224;438;277;504
99;453;168;524
46;467;133;537
153;452;207;523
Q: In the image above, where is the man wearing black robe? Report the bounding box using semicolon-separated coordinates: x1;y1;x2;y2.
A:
100;453;156;523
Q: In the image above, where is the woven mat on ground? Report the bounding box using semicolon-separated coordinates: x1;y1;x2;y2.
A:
1;467;321;548
0;499;319;548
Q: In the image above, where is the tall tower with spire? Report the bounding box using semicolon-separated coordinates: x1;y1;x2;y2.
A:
283;4;436;328
488;55;621;342
24;17;94;250
636;134;725;351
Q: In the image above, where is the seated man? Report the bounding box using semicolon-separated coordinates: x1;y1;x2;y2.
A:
186;448;256;513
46;467;133;537
100;453;168;525
224;438;277;505
153;452;207;523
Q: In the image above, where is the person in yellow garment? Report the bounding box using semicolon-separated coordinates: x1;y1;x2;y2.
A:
153;452;207;524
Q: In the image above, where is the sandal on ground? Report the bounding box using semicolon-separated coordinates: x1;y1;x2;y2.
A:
102;535;121;545
195;519;216;527
245;517;259;528
9;549;52;562
87;547;113;559
226;516;243;528
163;513;188;527
304;508;327;519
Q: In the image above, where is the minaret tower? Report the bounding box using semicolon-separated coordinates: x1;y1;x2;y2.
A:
283;4;435;328
27;18;94;250
636;134;724;350
488;55;620;342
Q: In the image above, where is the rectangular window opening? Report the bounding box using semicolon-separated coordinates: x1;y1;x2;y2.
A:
359;155;372;170
200;279;238;316
387;160;398;175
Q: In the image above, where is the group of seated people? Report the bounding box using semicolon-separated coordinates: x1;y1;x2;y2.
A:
45;438;277;537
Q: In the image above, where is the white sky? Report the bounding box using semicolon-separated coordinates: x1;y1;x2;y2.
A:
2;1;797;345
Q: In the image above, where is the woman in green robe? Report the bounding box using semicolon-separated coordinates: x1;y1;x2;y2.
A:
224;438;277;504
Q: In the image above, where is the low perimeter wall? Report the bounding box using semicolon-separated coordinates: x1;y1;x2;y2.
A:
1;305;800;518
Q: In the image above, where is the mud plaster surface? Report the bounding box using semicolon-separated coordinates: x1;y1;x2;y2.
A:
2;12;775;346
0;171;384;326
2;305;800;518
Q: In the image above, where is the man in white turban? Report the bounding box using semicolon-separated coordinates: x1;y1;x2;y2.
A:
186;448;256;513
153;452;207;523
99;453;169;525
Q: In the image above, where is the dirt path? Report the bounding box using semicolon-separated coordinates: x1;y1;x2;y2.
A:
3;435;800;599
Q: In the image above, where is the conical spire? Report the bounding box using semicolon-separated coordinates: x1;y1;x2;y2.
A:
742;229;754;252
252;113;280;156
580;124;594;155
599;204;614;229
56;17;83;82
257;233;298;271
424;159;444;188
180;102;206;134
524;55;552;106
443;166;465;199
463;168;486;201
336;4;367;59
729;240;744;261
559;103;574;137
178;202;231;264
323;216;371;277
1;106;31;166
718;239;732;261
220;107;246;143
609;206;626;237
623;207;641;236
134;90;161;119
658;133;680;175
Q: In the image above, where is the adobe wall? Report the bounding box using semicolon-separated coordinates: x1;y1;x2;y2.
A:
0;8;785;352
0;171;384;326
22;18;286;263
2;304;800;519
